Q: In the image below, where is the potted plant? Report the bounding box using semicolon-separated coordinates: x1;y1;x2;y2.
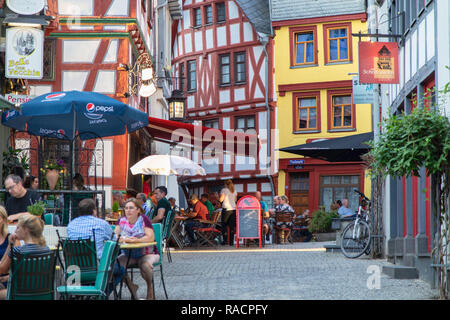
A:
27;201;46;217
2;146;29;182
308;208;340;242
111;201;120;219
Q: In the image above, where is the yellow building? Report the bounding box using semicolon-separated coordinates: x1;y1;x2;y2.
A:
271;0;372;214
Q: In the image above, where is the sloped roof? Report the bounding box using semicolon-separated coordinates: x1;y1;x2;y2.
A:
234;0;272;35
271;0;366;22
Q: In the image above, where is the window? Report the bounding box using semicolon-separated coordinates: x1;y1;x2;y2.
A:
203;118;219;129
298;97;318;130
219;54;231;85
290;26;317;67
324;23;352;64
293;91;320;133
320;175;360;213
216;2;226;23
235;115;255;133
327;89;354;131
295;32;314;65
193;7;202;27
234;52;246;84
179;62;185;92
187;60;196;91
42;39;56;80
332;95;352;128
205;5;213;25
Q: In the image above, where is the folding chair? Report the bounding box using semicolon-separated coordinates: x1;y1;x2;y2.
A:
57;239;120;300
7;247;57;300
194;210;223;248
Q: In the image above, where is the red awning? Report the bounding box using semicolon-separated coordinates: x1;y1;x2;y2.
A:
145;116;259;158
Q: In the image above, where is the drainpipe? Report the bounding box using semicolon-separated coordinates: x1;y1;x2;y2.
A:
259;34;275;199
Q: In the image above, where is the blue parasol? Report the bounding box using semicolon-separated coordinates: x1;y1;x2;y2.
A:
1;91;149;140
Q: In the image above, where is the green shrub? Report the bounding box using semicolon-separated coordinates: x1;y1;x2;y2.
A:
308;209;340;233
112;201;120;213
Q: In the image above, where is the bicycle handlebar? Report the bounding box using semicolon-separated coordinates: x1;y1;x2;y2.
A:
353;189;370;201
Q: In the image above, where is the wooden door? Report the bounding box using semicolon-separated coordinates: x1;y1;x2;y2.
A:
289;173;309;215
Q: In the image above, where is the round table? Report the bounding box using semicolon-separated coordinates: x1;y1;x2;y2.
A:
118;241;156;300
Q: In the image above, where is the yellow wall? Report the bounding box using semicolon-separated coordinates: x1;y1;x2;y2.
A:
274;19;372;160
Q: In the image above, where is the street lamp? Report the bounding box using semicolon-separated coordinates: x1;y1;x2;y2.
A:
168;90;185;121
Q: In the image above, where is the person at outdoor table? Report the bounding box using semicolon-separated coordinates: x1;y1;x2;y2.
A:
168;197;179;215
67;198;124;294
274;195;295;243
184;194;209;246
0;215;49;300
114;198;160;300
113;191;125;209
200;194;215;220
137;193;151;217
152;186;171;226
23;175;39;190
255;191;270;240
220;179;237;245
338;198;355;218
210;192;222;210
72;173;88;190
4;174;41;223
0;206;17;299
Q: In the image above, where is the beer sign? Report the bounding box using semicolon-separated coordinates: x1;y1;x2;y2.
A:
358;42;399;84
6;27;44;79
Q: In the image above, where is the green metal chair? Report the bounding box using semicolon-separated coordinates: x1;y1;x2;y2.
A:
43;213;54;225
163;210;175;263
7;249;57;300
56;239;120;300
152;223;168;299
57;230;98;286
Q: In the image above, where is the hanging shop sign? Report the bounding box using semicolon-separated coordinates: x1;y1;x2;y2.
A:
6;0;45;15
5;27;44;79
358;42;399;84
352;76;374;104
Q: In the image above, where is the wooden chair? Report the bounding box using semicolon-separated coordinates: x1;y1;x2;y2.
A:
193;210;223;248
273;212;294;244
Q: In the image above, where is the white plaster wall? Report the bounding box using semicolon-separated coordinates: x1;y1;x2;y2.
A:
63;40;100;63
217;26;227;47
105;0;129;16
229;24;240;44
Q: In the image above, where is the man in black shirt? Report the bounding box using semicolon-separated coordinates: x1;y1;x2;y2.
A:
4;174;40;223
152;186;171;226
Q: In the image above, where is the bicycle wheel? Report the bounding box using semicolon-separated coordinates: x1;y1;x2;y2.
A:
340;220;371;259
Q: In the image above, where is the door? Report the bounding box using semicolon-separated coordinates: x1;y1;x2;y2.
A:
289;172;309;215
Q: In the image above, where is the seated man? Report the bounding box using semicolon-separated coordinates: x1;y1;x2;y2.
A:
67;198;124;294
338;199;356;218
184;194;209;246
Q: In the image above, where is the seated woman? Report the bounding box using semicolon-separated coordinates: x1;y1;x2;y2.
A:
0;214;49;300
274;195;295;244
114;198;160;300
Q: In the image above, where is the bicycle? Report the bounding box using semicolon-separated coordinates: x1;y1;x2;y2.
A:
340;189;372;259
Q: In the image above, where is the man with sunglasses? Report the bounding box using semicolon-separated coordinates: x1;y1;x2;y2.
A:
4;174;40;223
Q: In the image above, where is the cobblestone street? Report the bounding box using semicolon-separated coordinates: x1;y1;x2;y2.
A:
122;241;438;300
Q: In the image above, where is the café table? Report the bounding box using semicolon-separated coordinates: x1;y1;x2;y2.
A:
117;241;156;300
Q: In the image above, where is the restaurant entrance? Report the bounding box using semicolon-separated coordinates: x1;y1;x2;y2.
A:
289;172;309;215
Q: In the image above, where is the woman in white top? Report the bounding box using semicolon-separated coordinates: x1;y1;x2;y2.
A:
219;179;237;245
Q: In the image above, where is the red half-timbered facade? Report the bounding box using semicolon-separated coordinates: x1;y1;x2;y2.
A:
172;0;276;202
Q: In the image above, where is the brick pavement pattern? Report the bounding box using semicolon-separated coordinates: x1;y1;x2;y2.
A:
120;241;438;300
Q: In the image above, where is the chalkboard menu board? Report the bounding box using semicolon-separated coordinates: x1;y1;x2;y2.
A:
237;209;260;238
236;195;261;248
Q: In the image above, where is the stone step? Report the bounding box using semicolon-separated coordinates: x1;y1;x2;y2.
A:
382;265;419;279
